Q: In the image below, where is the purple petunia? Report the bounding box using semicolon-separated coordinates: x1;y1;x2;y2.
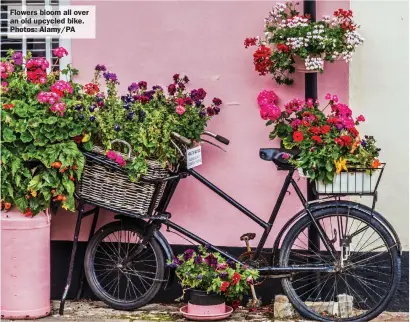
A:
204;253;218;267
183;249;195;261
168;256;183;268
12;52;23;65
199;111;206;118
168;84;177;95
144;90;155;100
183;75;190;83
128;82;139;92
178;82;185;90
197;274;203;280
227;259;236;269
220;272;228;279
95;64;107;71
194;255;203;264
152;85;163;91
173;74;180;83
103;72;117;82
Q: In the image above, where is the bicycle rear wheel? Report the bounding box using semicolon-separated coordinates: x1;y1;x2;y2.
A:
84;221;165;310
279;204;401;322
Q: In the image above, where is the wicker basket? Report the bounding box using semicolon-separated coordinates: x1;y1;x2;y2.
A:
77;141;169;217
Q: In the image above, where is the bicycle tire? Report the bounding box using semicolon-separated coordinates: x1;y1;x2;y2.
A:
84;221;165;311
279;204;401;322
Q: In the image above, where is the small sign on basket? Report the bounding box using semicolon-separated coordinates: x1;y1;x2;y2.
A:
187;146;202;169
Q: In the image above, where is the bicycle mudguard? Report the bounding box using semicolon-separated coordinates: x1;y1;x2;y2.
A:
271;200;402;265
113;215;176;290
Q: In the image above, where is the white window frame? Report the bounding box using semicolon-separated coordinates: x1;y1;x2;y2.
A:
1;0;72;77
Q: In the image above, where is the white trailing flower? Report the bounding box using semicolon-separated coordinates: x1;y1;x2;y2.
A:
304;56;324;71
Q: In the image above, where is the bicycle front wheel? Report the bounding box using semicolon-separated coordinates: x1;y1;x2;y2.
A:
84;221;165;310
279;204;401;322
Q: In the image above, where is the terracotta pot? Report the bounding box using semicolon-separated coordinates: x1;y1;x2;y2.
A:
1;208;51;319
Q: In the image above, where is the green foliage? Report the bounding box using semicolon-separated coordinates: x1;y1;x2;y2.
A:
169;246;259;301
85;73;223;180
267;97;380;184
1;49;96;215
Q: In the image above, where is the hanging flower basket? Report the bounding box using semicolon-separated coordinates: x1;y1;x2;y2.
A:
293;54;326;73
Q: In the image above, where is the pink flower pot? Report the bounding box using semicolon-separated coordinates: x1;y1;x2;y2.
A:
1;208;51;319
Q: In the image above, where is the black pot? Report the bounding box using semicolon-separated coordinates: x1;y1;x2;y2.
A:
189;289;224;306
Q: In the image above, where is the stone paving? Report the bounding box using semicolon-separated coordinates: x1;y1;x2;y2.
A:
3;300;409;321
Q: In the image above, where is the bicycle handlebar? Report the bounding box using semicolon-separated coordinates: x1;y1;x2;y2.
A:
171;132;192;145
202;131;230;145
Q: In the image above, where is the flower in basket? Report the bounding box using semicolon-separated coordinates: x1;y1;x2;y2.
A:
260;90;381;184
1;48;98;215
169;246;259;304
244;2;364;85
86;69;224;181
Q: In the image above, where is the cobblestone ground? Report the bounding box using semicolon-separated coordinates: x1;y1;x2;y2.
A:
3;301;409;322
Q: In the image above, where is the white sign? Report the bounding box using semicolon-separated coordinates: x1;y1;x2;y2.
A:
186;146;202;169
7;5;96;39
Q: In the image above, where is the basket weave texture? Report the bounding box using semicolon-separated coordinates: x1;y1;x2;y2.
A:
78;146;169;216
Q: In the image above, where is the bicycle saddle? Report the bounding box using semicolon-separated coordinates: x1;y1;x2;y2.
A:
259;148;295;169
240;233;256;241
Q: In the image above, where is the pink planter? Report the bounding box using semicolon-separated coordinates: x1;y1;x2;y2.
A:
1;208;51;319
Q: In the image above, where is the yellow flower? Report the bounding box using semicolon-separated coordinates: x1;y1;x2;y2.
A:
62;203;69;210
350;136;361;154
334;158;348;174
30;190;37;197
82;134;90;142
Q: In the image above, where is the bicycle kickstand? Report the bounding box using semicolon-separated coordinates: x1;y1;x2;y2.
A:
240;233;260;309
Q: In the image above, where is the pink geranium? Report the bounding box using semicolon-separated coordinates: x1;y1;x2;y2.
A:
260;104;281;121
257;90;278;107
53;47;68;58
176;105;185;115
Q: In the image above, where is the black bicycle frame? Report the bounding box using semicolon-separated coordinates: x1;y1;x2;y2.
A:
146;167;337;274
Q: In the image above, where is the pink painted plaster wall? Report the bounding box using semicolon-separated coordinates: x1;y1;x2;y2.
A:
51;0;348;247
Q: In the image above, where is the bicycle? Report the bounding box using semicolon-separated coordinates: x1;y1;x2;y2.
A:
79;131;402;322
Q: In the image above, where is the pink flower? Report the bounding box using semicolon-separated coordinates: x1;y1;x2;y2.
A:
53;47;68;58
176;98;185;106
257;90;278;107
106;150;117;160
51;80;73;97
282;153;291;159
291;119;302;129
306;98;314;107
260;104;281;121
39;77;47;84
216;263;228;270
325;93;332;100
176;105;185;115
50;102;66;116
116;155;126;167
332;95;339;103
356;114;365;122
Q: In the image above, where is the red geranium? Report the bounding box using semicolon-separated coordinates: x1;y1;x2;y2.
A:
277;43;290;53
3;103;14;110
309;126;321;135
244;37;257;48
341;135;352;146
231;273;241;286
220;281;230;292
302;120;310;127
293;131;304;142
253;46;272;76
312;135;322;144
84;83;100;95
321;125;331;134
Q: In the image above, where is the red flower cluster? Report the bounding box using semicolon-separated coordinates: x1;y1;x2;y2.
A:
26;57;49;84
253;46;272;76
231;272;241;286
312;135;322;144
333;8;356;31
244;37;258;48
335;135;352;147
293;131;304;142
321;125;330;134
3;103;14;110
220;281;229;292
277;43;290;53
84;83;100;95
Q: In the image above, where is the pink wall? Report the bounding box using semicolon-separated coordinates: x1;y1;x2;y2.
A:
51;0;349;247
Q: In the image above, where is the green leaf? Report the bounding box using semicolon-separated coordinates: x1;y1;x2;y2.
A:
11;158;21;176
2;127;17;142
15;196;27;212
325;162;333;172
20;131;33;143
62;176;75;195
